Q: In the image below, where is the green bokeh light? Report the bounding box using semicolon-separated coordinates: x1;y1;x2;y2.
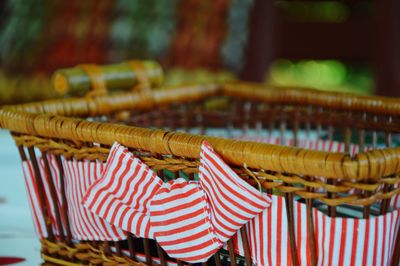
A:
267;59;373;94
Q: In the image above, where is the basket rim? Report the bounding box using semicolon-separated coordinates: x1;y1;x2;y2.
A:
1;82;400;180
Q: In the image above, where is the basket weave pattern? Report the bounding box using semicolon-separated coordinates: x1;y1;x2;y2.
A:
1;65;400;265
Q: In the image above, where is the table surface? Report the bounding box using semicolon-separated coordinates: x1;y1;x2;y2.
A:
0;129;41;265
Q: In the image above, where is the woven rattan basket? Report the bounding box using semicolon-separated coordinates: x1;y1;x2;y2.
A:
1;61;400;266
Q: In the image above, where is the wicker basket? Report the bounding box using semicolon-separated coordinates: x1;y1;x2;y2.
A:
1;61;400;266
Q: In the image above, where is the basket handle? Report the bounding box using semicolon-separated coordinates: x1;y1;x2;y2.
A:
77;64;107;97
124;60;152;94
80;60;152;98
52;60;163;97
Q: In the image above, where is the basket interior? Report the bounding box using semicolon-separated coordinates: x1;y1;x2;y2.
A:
99;93;399;215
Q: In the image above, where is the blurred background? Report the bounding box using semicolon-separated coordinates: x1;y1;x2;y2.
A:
0;0;399;105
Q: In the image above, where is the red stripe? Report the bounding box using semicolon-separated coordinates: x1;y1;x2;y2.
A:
82;162;103;239
267;199;272;266
68;161;85;238
251;217;258;264
112;161;141;205
305;206;311;266
70;162;88;238
135;211;145;237
153;179;190;194
338;218;347;266
287;234;292;266
151;196;204;216
202;150;267;207
23;162;44;237
296;202;302;264
328;217;336;266
151;187;200;206
108;199;131;225
200;167;249;235
321;214;326;266
151;207;206;227
102;158;134;220
76;162;97;238
202;164;259;220
314;209;319;263
118;160;144;206
259;211;265;266
27;162;45;237
158;228;212;246
127;209;137;233
349;219;359;266
328;140;334;152
92;151;128;214
381;213;387;265
129;164;158;210
361;218;370;266
144;216;152;238
87;146;125;211
64;162;78;237
126;164;157;207
91;160;124;240
78;162;100;238
141;177;162;213
48;157;62;208
202;162;265;215
373;218;378;265
117;206;130;228
276;197;282;266
155;219;213;237
202;142;267;202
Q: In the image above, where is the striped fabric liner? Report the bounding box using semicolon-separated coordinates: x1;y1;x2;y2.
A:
20;154;65;238
83;143;162;239
38;154;66;234
83;142;271;263
314;207;400;266
229;195;400;266
150;178;221;262
63;159;126;241
21;160;48;238
199;141;271;243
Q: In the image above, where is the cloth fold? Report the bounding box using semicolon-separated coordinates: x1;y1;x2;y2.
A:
83;141;271;263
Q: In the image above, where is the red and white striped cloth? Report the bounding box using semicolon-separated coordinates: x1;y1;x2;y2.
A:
63;159;126;241
39;154;67;235
199;141;272;243
20;154;65;238
150;178;220;262
314;206;400;266
83;144;162;239
22;160;48;238
83;141;270;263
229;195;400;266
